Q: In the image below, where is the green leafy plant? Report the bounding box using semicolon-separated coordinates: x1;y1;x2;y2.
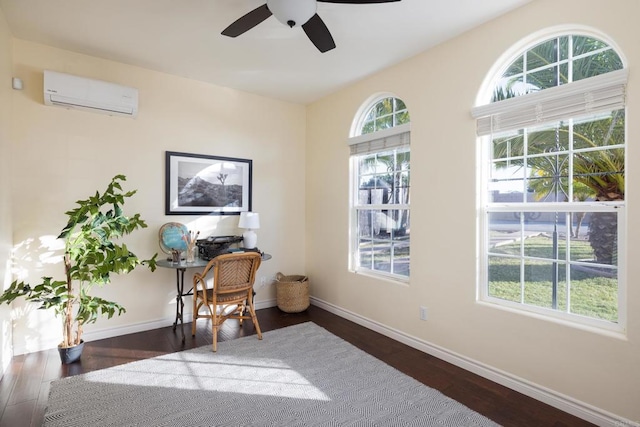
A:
0;175;157;348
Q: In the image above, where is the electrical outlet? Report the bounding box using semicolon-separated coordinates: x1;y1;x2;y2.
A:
419;306;428;321
260;277;267;287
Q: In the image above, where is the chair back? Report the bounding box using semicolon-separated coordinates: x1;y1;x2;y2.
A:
212;252;261;295
194;252;262;305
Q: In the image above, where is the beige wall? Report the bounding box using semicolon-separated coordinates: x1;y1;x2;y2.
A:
9;39;306;354
306;0;639;423
0;7;13;372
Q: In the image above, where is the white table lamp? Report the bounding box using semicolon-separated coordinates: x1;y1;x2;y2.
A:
238;212;260;249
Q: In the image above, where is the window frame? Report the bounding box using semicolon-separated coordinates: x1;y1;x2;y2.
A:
473;33;627;332
349;96;411;283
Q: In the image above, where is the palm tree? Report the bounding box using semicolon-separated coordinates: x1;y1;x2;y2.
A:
493;111;624;263
570;183;593;238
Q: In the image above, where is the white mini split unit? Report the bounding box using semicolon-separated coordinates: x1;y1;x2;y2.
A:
43;70;139;117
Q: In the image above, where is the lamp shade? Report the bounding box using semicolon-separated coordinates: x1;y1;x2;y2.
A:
238;212;260;230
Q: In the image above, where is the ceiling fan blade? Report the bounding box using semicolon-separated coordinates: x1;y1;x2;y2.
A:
221;4;272;37
302;14;336;53
318;0;401;3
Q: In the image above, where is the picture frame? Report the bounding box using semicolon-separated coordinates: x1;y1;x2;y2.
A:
165;151;252;215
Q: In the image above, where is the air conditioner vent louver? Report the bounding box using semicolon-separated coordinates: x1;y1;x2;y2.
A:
43;70;138;118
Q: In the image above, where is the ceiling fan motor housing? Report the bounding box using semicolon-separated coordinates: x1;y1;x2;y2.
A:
267;0;317;28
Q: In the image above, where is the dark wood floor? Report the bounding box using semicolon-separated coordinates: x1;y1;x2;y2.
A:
0;305;594;427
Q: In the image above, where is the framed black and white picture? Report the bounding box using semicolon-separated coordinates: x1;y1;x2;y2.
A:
165;151;252;215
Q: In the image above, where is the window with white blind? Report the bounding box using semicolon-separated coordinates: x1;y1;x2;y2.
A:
349;97;410;281
472;34;627;331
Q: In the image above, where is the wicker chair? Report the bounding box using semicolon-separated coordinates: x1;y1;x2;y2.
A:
191;252;262;351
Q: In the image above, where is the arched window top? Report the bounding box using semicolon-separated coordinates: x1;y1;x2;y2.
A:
473;31;627;137
354;96;410;137
491;34;623;103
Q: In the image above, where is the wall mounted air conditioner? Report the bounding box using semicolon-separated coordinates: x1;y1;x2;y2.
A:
43;70;138;117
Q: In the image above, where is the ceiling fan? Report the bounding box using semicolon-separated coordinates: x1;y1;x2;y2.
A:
221;0;401;53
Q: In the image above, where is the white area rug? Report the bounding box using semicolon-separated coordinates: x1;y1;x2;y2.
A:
44;322;499;426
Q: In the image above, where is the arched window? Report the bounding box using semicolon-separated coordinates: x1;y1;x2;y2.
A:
358;97;410;135
491;34;623;101
348;96;410;281
472;33;627;331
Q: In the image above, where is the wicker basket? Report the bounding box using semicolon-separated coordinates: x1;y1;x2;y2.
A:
276;272;310;313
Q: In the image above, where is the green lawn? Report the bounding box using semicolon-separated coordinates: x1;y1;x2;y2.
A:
488;236;618;322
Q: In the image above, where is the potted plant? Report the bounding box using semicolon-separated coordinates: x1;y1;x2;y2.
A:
0;175;157;363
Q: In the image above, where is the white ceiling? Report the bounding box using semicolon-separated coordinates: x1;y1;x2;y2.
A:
0;0;531;104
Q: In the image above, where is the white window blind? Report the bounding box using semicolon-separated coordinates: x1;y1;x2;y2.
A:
471;69;628;136
349;123;410;155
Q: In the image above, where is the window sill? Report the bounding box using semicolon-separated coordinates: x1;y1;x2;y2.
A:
350;269;410;286
476;299;627;340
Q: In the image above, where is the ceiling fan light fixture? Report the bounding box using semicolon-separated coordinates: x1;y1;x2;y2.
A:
267;0;317;28
222;0;401;53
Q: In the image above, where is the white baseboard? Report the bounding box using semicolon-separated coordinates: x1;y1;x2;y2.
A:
13;317;178;355
13;298;279;355
309;297;638;427
85;299;278;342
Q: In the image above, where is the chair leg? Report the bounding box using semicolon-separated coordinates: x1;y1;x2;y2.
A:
191;297;198;337
209;304;219;352
248;303;262;340
238;302;246;325
212;320;219;352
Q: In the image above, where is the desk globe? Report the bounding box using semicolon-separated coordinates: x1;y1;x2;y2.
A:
159;222;189;254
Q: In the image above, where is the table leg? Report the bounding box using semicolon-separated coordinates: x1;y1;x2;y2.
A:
173;268;186;344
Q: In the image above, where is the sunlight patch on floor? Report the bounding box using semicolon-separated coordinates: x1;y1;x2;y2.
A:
82;352;331;401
